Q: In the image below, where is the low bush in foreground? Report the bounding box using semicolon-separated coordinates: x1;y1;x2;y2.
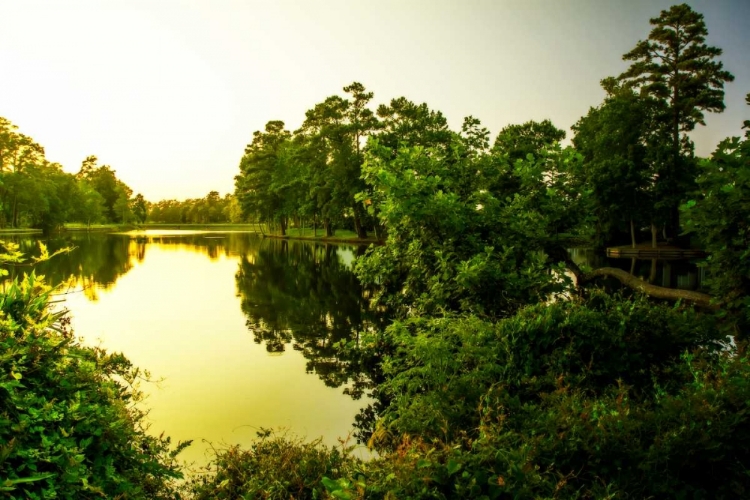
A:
183;432;356;499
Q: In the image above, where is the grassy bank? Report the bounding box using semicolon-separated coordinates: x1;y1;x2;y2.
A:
263;228;382;245
0;228;43;234
64;223;141;232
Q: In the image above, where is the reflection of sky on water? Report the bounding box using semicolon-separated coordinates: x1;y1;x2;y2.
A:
41;234;373;467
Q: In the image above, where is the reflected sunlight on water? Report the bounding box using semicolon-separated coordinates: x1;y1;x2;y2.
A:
35;233;374;466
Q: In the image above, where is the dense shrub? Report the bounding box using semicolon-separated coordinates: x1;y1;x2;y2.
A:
183;431;357;499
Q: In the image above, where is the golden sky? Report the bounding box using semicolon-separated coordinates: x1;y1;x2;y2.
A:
1;0;748;200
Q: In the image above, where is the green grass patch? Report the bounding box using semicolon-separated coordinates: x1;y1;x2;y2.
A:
0;228;42;234
143;223;260;230
282;228;360;240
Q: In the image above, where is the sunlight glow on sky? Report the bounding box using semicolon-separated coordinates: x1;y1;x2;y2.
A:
1;0;748;201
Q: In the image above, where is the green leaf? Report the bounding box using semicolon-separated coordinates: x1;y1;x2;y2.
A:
3;473;56;486
321;476;339;492
446;458;462;475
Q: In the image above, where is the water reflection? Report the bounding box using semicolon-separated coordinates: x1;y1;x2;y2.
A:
568;247;706;291
235;239;382;399
2;231;379;464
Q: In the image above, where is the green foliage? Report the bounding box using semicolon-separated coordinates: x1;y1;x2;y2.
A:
369;292;723;442
343;293;747;498
619;4;734;134
492;119;565;163
357;137;582;318
131;193;148;223
618;3;734;236
374;97;453;156
571;80;669;245
147;191;237;224
183;431;356;500
187;293;749;499
0;242;188;498
76;156;135;224
682;125;750;325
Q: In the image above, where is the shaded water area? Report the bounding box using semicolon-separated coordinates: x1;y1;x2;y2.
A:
568;247;706;292
8;231;381;466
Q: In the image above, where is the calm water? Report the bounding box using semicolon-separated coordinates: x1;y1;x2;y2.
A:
12;231;378;466
568;247;706;291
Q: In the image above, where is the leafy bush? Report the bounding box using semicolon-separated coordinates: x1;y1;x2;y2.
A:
183;431;357;499
344;292;748;498
682;131;750;328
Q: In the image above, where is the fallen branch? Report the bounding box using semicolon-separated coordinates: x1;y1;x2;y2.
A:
580;267;713;308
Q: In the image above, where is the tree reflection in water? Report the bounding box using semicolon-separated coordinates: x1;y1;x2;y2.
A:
235;238;385;400
5;232;386;436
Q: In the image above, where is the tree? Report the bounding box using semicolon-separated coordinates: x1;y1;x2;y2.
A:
374;97;452;156
76;181;106;228
358;134;582;319
297;83;379;239
618;3;734;237
77;158;134;223
223;195;244;223
76;155;98;179
572;79;663;247
682;94;750;327
342;82;379;239
0;117;46;227
235;121;291;234
132;193;148;223
492;119;565;163
113;191;133;224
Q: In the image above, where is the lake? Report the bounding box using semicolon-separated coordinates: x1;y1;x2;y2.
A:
9;231;378;467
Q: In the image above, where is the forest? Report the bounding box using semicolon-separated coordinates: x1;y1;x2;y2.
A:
2;3;750;499
0;128;242;229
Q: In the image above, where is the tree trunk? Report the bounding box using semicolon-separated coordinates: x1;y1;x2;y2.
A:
352;205;367;239
649;258;658;284
630;219;636;249
313;214;317;238
650;223;658;249
324;218;333;238
374;222;383;241
279;217;287;236
12;194;18;228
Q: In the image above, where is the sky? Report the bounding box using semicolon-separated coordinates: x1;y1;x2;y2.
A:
1;0;748;201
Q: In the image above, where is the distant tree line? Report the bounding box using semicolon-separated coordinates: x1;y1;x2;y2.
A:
0;119;240;230
0;121;146;230
146;191;241;224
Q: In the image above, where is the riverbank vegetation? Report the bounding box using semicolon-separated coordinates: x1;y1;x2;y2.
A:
189;4;750;499
0;124;242;230
4;2;750;498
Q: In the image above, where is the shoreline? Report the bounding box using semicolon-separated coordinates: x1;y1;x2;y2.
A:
261;233;383;245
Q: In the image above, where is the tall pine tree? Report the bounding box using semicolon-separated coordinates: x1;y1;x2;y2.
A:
618;3;733;238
